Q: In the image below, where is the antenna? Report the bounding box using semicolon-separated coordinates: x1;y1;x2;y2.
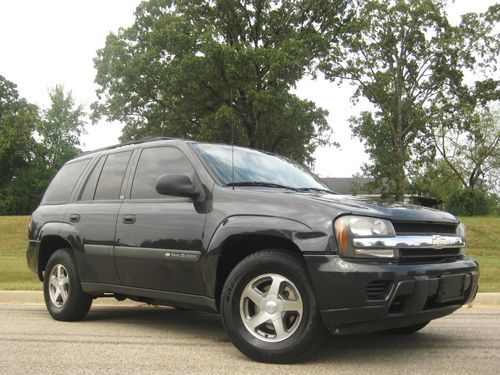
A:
231;87;235;190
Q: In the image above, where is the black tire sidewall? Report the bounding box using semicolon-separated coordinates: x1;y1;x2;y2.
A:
221;250;320;363
43;248;91;321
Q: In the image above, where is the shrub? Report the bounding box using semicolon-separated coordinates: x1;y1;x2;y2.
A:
445;188;494;216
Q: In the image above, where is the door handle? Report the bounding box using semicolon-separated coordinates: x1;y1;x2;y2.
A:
69;214;80;223
122;214;136;224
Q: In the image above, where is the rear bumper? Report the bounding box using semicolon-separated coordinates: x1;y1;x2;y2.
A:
26;240;41;279
304;254;478;334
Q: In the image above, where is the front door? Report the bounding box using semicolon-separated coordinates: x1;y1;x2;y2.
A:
114;146;206;295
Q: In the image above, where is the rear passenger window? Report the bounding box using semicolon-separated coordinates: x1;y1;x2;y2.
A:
131;147;195;199
93;151;132;200
79;156;105;201
42;159;90;204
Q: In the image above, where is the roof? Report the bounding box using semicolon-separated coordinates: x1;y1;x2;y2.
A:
77;136;182;157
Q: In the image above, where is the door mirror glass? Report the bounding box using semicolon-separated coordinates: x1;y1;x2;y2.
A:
155;174;200;199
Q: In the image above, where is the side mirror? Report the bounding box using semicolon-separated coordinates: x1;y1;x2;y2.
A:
155;174;200;199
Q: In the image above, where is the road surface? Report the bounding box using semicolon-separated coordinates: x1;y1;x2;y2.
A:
0;303;499;374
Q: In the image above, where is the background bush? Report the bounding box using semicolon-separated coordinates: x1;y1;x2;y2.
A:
445;188;496;216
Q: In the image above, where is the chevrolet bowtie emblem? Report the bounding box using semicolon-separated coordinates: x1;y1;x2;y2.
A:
432;235;447;249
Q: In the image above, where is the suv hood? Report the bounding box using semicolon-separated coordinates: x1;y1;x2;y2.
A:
299;192;458;224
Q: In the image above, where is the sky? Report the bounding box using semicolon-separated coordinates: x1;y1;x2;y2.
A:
0;0;496;177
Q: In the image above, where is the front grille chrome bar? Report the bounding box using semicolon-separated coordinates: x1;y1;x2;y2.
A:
353;235;465;249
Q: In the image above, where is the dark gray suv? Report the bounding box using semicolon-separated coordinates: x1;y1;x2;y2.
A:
27;137;478;363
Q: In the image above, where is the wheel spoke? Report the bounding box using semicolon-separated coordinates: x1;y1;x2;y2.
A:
56;265;62;280
49;275;58;288
242;283;263;306
272;316;287;339
53;287;61;302
60;287;68;303
246;311;270;331
267;275;285;299
61;275;69;287
282;299;302;313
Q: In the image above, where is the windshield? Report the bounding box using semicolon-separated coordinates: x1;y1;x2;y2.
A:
192;143;332;191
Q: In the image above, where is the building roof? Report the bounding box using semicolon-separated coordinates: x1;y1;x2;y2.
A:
321;177;382;195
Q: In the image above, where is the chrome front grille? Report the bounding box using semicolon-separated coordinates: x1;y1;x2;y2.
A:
392;221;457;235
392;221;462;263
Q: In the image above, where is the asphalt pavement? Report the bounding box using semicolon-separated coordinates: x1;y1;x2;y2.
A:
0;300;499;374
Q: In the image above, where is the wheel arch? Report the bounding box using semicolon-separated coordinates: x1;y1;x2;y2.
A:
36;222;82;281
202;215;330;310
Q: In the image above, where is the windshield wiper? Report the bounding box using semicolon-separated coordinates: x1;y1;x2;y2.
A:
296;187;337;194
224;181;297;190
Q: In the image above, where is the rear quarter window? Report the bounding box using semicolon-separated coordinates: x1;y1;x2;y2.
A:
42;159;90;204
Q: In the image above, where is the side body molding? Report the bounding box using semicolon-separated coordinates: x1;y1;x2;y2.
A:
200;215;331;300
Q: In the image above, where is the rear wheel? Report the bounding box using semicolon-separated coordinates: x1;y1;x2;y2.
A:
383;321;430;334
43;249;92;321
220;249;321;363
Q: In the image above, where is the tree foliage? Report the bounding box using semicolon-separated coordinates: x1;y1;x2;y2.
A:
433;105;500;194
321;0;500;200
0;75;38;189
38;85;85;169
93;0;352;164
0;77;85;215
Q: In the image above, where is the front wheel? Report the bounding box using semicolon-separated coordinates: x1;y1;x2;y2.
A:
43;249;92;321
220;249;321;363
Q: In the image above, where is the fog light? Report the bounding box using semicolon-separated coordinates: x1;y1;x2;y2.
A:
354;249;395;258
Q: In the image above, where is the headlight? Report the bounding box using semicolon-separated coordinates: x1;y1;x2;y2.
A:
334;215;396;258
456;222;466;239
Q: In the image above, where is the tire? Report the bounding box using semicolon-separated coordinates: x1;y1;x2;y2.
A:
383;321;430;334
43;249;92;321
220;249;321;363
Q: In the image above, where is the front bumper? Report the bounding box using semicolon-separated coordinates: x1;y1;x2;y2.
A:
304;254;478;334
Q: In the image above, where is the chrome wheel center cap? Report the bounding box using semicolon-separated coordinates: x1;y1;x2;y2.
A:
265;300;279;314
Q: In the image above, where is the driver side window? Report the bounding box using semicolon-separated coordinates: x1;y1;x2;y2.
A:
131;147;195;199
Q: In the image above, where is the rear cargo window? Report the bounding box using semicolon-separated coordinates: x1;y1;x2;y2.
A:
42;159;90;204
78;156;106;201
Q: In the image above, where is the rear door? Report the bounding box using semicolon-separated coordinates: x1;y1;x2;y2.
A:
114;146;206;295
64;150;133;284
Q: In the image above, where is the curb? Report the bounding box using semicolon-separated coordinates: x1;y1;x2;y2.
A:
1;290;499;306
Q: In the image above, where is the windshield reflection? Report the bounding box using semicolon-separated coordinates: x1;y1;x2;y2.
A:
193;143;332;191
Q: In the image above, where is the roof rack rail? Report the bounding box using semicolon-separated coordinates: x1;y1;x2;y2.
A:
78;136;178;156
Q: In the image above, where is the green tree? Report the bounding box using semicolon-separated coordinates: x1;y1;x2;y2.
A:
433;105;500;194
0;75;38;195
93;0;351;164
37;85;86;169
321;0;499;200
0;80;86;215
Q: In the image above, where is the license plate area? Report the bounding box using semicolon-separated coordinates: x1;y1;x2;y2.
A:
437;274;465;303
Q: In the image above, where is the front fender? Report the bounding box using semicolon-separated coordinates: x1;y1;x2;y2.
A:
200;215;332;300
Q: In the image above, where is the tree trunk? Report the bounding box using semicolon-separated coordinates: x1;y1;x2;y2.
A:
394;62;406;202
394;135;406;202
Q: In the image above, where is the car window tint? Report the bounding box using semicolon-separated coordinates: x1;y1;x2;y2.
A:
42;159;90;203
94;151;132;200
79;156;106;201
131;147;194;199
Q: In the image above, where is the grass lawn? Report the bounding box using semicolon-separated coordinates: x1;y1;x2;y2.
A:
0;215;499;291
0;216;41;290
